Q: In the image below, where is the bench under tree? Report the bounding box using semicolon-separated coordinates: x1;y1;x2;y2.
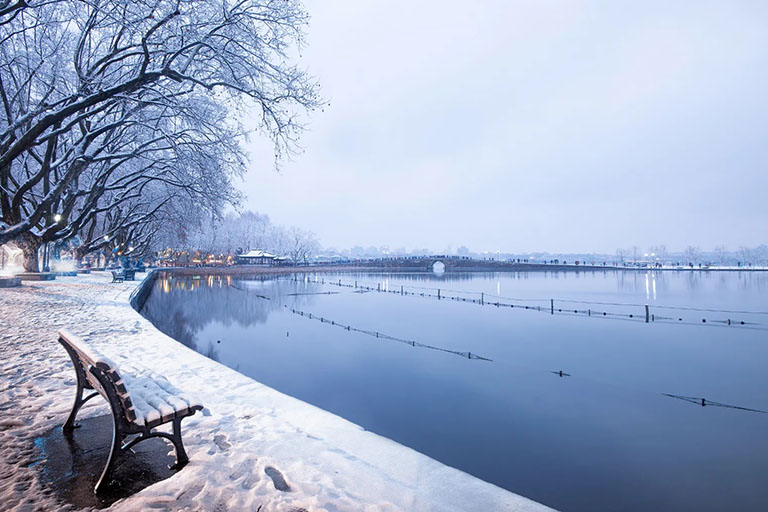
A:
58;329;203;493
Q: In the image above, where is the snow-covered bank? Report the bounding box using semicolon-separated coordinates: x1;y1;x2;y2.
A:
0;273;552;511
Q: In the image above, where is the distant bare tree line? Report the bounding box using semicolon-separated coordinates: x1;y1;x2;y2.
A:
166;211;320;266
615;244;768;266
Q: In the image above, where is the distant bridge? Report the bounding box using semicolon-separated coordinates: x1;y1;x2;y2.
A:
328;256;613;272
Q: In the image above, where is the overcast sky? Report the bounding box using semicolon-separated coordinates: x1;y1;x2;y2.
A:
241;1;768;254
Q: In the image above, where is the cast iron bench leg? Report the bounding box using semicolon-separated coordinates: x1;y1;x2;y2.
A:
95;415;123;493
169;416;189;469
63;367;86;431
62;341;99;431
116;417;190;470
63;389;99;431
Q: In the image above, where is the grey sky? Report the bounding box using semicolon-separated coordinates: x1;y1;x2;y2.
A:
241;1;768;254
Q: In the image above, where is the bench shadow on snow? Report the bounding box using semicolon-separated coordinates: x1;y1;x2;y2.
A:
32;414;178;509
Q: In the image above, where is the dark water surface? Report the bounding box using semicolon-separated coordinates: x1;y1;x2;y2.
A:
140;270;768;511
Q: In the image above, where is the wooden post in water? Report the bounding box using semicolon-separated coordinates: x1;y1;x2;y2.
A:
401;285;404;295
377;283;380;292
481;292;484;305
551;299;554;315
645;304;650;323
438;289;441;300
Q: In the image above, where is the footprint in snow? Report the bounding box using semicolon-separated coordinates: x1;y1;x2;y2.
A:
177;483;204;501
264;466;291;492
213;434;231;451
229;458;257;480
241;473;259;490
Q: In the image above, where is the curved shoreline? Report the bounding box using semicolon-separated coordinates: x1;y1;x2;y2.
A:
127;270;553;510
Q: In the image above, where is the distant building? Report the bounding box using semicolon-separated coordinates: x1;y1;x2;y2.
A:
237;250;277;266
273;256;291;266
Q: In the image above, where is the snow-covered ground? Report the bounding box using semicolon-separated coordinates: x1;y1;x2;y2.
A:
0;272;552;512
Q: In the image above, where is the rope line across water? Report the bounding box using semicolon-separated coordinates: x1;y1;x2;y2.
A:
283;305;493;362
306;278;768;329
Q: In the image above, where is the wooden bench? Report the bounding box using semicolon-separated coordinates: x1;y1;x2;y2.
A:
110;270;124;283
58;329;203;493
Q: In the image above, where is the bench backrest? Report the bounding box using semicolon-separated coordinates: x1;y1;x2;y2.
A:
58;329;140;424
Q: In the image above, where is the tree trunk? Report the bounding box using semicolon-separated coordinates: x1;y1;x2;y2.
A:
73;246;87;266
16;233;41;272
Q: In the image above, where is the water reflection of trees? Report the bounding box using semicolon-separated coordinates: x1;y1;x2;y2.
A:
614;269;768;297
140;273;316;352
316;269;768;291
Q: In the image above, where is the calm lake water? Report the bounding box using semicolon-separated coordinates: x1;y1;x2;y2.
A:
140;270;768;511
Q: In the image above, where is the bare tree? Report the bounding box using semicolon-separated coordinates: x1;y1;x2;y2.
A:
284;226;319;265
713;245;729;266
0;0;320;270
71;186;203;266
684;245;702;265
649;244;668;264
755;245;768;266
737;246;753;266
232;212;272;253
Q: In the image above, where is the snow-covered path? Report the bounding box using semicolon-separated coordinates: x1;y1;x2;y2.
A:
0;272;552;511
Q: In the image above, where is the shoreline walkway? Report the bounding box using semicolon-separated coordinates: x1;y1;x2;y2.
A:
0;272;552;511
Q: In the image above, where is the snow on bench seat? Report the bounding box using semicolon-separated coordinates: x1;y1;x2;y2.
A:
121;368;203;428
